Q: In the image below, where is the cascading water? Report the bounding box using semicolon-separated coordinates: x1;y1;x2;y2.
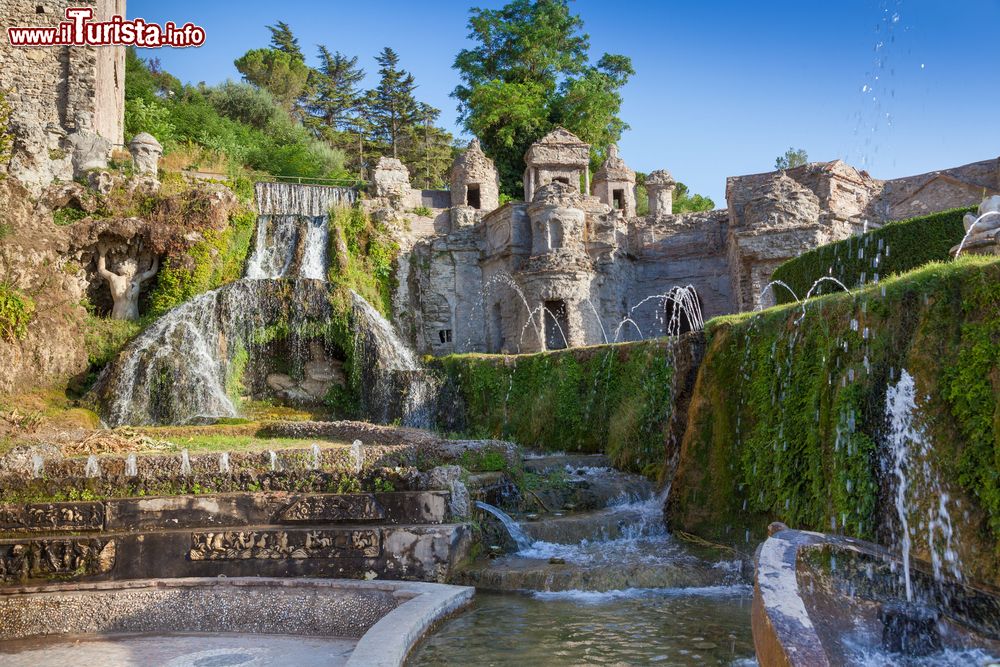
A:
884;369;963;602
475;501;535;551
350;291;436;428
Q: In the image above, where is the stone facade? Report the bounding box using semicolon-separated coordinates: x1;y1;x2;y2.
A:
389;128;998;354
0;0;126;193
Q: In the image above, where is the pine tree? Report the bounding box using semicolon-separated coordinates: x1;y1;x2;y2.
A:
267;21;303;60
310;46;366;132
368;47;418;158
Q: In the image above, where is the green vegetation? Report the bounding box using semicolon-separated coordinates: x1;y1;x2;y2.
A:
770;207;972;304
52;205;90;226
775;147;808;170
146;208;256;317
0;88;12;174
671;256;1000;583
82;314;142;369
434;340;677;476
125;49;346;181
327;205;399;316
452;0;634;195
0;283;34;342
635;173;714;216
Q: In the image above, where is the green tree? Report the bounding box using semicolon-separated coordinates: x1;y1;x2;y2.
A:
234;48;310;113
672;182;715;214
401;103;455;189
368;47;418;158
309;46;366;134
775;147;808;170
453;0;633;196
267;21;303;60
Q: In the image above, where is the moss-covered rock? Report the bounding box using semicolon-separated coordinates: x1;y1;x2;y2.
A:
669;256;1000;585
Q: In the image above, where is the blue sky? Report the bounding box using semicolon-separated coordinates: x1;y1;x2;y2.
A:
131;0;1000;204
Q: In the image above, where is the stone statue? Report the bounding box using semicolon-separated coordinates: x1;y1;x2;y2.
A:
954;195;1000;257
128;133;163;177
96;240;160;321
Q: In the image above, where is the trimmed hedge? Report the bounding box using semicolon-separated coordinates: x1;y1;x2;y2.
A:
770;207;972;304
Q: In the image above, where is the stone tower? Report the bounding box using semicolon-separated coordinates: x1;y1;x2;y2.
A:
523;128;591;201
450;138;500;212
591;144;636;217
646;170;676;216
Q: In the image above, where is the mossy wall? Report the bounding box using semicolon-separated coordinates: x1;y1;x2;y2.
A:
770;207;971;304
669;256;1000;585
432;339;695;477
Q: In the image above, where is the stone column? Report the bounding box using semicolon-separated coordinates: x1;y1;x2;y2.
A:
646;170;676;217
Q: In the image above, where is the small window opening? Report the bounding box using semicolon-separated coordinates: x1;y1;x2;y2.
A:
544;300;569;350
613;188;625;210
36;5;46;13
438;329;453;344
466;183;481;209
554;177;570;185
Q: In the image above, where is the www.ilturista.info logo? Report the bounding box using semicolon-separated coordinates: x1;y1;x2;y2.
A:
7;7;205;48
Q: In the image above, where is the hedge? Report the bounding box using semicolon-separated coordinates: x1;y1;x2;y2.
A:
770;207;972;304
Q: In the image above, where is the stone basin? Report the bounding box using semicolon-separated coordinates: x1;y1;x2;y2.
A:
0;577;473;667
752;527;1000;666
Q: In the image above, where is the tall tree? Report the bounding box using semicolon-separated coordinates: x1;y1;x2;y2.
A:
401;103;455;189
267;21;303;60
453;0;633;196
775;147;808;170
235;48;310;113
368;47;418;158
308;46;366;133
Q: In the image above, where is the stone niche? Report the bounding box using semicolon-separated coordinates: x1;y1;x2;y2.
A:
591;144;636;217
450;138;500;213
523;127;591;201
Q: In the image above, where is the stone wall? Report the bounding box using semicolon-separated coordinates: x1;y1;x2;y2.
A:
0;0;126;192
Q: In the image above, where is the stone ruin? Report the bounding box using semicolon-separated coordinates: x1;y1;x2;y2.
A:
382;128;1000;355
0;0;126;195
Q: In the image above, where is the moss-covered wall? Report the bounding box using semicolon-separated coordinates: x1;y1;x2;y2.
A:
669;256;1000;585
770;207;971;304
432;338;700;477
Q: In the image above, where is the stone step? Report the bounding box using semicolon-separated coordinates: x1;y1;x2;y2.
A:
520;506;658;544
0;491;453;536
523;453;611;473
453;554;730;592
0;522;471;587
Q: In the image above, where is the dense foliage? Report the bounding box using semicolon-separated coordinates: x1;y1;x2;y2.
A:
326;205;399;317
671;257;1000;584
452;0;634;195
0;283;34;342
145;209;257;318
770;207;971;304
125;48;346;180
434;341;677;477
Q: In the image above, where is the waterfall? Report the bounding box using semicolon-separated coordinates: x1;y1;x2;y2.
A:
246;182;356;280
350;290;437;429
476;501;535;551
99;279;332;426
100;180;433;430
254;182;357;217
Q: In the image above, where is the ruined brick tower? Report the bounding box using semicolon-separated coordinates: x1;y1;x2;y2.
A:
0;0;126;191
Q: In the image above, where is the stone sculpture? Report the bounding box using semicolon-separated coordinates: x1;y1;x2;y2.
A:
96;239;160;321
128;132;163;177
954;195;1000;256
